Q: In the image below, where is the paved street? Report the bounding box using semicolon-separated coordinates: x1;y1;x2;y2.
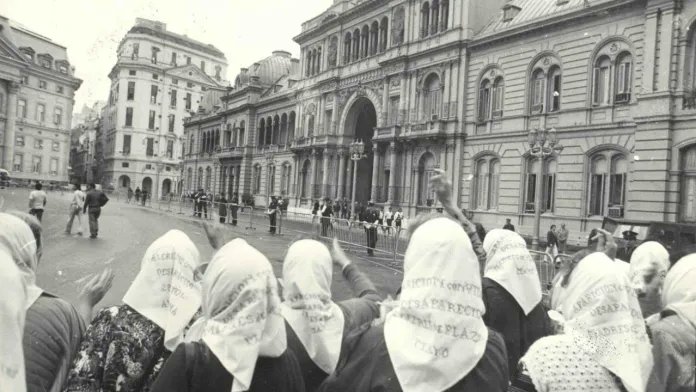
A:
0;188;402;309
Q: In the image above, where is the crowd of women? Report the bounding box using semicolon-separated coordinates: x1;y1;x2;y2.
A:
1;168;694;392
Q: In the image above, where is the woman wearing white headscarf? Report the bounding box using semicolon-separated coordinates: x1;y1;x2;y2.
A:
281;239;380;391
482;229;550;381
1;212;108;392
150;238;305;392
646;254;696;392
518;252;653;392
63;230;202;392
629;241;671;318
318;217;509;392
0;247;29;392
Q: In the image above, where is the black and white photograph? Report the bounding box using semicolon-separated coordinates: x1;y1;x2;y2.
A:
0;0;694;391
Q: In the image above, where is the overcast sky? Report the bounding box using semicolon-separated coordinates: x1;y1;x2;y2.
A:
0;0;331;111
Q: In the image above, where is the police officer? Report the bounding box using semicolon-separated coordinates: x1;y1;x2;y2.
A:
229;192;240;226
360;201;379;256
268;196;279;234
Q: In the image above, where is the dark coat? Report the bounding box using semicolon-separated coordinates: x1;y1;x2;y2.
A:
482;278;551;381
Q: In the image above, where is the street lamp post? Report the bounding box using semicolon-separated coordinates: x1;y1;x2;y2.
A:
349;139;367;219
527;128;564;250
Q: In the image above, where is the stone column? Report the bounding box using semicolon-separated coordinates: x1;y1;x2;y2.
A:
310;149;318;200
4;82;19;171
332;152;340;198
381;77;389;126
387;142;397;203
331;92;339;134
346;157;354;198
399;72;408;124
321;150;330;198
404;145;413;205
370;143;380;202
337;151;347;198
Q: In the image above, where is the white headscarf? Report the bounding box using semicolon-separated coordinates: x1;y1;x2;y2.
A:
384;217;488;392
0;247;28;392
122;230;202;351
546;252;653;392
661;254;696;330
280;240;344;374
185;239;286;392
628;241;670;293
0;213;43;308
483;229;543;315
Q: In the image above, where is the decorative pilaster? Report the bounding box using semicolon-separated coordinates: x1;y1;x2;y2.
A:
321;150;330;198
371;143;380;202
387;142;398;203
337;151;347;198
310;149;318;200
3;82;19;171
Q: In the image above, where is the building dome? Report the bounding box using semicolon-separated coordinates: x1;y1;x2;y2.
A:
234;51;294;88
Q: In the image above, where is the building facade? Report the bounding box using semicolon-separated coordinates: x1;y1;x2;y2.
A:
100;18;228;198
0;15;82;184
69;103;103;184
183;0;696;244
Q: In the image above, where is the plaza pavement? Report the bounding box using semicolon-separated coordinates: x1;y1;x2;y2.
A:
0;188;403;309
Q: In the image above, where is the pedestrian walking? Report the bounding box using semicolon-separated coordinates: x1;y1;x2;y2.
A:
194;188;208;218
503;218;515;232
230;192;239;226
142;190;149;206
127;187;134;203
557;223;569;254
360;201;379;256
394;208;403;231
83;183;109;239
217;193;228;224
135;187;141;203
320;198;333;237
65;183;86;235
546;224;559;258
267;196;279;234
384;207;393;234
28;182;48;222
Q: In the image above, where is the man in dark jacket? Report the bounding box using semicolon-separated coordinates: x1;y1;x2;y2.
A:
320;198;334;237
229;192;239;226
503;218;515;231
268;196;279;234
360;201;380;256
217;193;228;224
83;183;109;239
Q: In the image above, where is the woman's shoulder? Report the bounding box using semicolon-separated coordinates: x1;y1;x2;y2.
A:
27;294;84;330
650;314;696;347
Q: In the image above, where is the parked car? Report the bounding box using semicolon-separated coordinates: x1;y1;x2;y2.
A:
602;217;696;263
0;169;10;188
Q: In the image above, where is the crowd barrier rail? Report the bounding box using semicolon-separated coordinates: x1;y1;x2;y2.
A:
121;196;564;295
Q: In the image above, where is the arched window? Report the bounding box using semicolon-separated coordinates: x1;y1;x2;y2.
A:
197;167;203;188
344;33;352;63
681;145;696;222
615;52;632;103
380;17;389;52
492;77;504;118
421;2;430;38
266;117;273;146
478;79;491;121
592;56;611;106
588;150;627;217
353;29;361;61
361;25;369;58
328;36;338;67
473;156;500;210
307;115;315;136
239;121;245;146
280;163;292;195
524;158;556;213
306;50;313;77
280;114;288;145
422;74;441;120
392;7;406;46
187;168;193;190
440;0;449;32
258;118;265;146
548;66;562;112
205;166;212;190
189;136;194;155
273;115;280;144
253;164;262;194
417;153;436;205
685;23;696;93
431;0;440;35
214;129;220;149
530;69;546;113
316;48;322;74
268;165;276;195
370;21;379;56
478;75;505;121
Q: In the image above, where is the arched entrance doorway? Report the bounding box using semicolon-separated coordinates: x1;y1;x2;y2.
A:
344;97;377;205
162;179;172;197
118;175;131;190
142;177;153;194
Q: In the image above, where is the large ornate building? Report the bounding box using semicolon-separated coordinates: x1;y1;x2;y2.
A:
0;15;82;184
100;18;228;198
183;0;696;243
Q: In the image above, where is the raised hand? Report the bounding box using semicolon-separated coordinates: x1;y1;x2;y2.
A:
77;268;115;323
429;169;453;207
331;237;351;269
591;228;618;260
203;222;232;250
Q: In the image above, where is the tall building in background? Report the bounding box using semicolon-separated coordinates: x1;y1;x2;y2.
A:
100;18;228;198
69;102;104;184
0;15;82;184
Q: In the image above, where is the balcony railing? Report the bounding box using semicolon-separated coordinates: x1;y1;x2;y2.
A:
403;119;445;139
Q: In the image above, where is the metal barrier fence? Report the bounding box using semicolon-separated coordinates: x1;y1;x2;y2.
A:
119;196;563;293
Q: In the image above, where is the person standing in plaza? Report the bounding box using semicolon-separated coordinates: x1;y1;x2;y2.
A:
557;223;569;254
229;192;239;226
28;182;47;222
197;188;209;219
83;183;109;239
268;196;280;234
217;193;228;224
320;198;334;237
503;218;516;231
546;224;559;258
135;187;141;203
361;201;380;256
393;207;403;232
127;186;134;203
65;183;86;235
